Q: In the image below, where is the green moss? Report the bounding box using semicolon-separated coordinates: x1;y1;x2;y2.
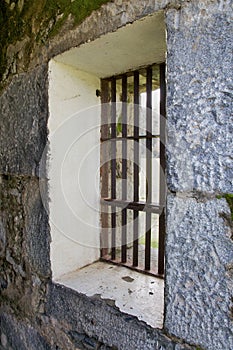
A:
0;0;110;85
0;2;9;79
217;194;233;221
44;0;110;37
225;194;233;221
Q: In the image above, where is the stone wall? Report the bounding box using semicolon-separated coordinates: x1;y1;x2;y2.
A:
0;0;110;89
0;0;232;349
165;2;233;349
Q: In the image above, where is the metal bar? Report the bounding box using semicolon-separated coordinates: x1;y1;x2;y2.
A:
133;211;138;266
111;78;117;260
111;211;116;260
134;71;140;199
100;257;164;279
122;75;127;263
158;209;165;275
100;135;160;142
122;75;128;140
101;199;162;214
100;79;110;257
145;67;152;270
146;66;152;202
158;63;166;275
145;212;151;271
133;71;139;267
122;209;127;263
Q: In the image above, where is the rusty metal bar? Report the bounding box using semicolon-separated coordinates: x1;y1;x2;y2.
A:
100;80;110;257
100;135;160;142
133;71;139;267
121;75;128;263
146;66;152;202
145;67;152;271
111;78;117;260
145;212;151;271
101;198;162;214
158;63;166;275
100;256;164;279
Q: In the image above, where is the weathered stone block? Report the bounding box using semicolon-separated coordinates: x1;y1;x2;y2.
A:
22;177;51;278
166;2;233;193
0;312;51;350
0;65;48;176
45;282;195;350
0;175;51;279
165;194;233;350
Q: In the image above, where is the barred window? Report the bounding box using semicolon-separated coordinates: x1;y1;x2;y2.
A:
100;63;166;277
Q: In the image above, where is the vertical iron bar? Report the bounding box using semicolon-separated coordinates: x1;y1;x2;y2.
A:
100;79;110;257
158;63;166;275
111;78;117;260
145;67;152;271
145;212;151;270
133;71;139;267
121;75;127;263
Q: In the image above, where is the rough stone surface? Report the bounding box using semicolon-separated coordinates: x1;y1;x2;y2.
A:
0;0;169;88
22;177;51;278
0;65;48;176
164;2;233;348
165;194;233;350
166;0;233;193
0;311;52;350
0;215;6;258
45;282;195;350
0;174;50;318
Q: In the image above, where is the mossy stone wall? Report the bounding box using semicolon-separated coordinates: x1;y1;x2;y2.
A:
0;0;109;90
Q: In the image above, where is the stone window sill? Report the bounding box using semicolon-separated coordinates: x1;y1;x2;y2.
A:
55;261;164;329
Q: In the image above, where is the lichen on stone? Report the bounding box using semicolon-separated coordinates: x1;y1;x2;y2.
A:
0;0;109;89
224;194;233;222
216;193;233;230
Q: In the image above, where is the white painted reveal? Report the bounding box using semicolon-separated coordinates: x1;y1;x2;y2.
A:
48;60;101;280
48;11;166;280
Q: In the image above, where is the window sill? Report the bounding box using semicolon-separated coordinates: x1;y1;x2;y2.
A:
55;261;164;329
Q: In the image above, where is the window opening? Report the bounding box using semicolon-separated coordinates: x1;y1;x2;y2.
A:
100;63;166;277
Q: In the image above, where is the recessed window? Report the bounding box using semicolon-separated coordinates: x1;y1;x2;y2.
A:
100;64;166;277
46;11;166;328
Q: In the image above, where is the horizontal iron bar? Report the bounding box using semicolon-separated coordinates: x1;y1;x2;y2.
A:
101;64;156;81
100;135;160;142
101;198;163;214
100;257;164;279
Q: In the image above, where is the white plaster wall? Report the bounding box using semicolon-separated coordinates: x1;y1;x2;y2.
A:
48;60;101;280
